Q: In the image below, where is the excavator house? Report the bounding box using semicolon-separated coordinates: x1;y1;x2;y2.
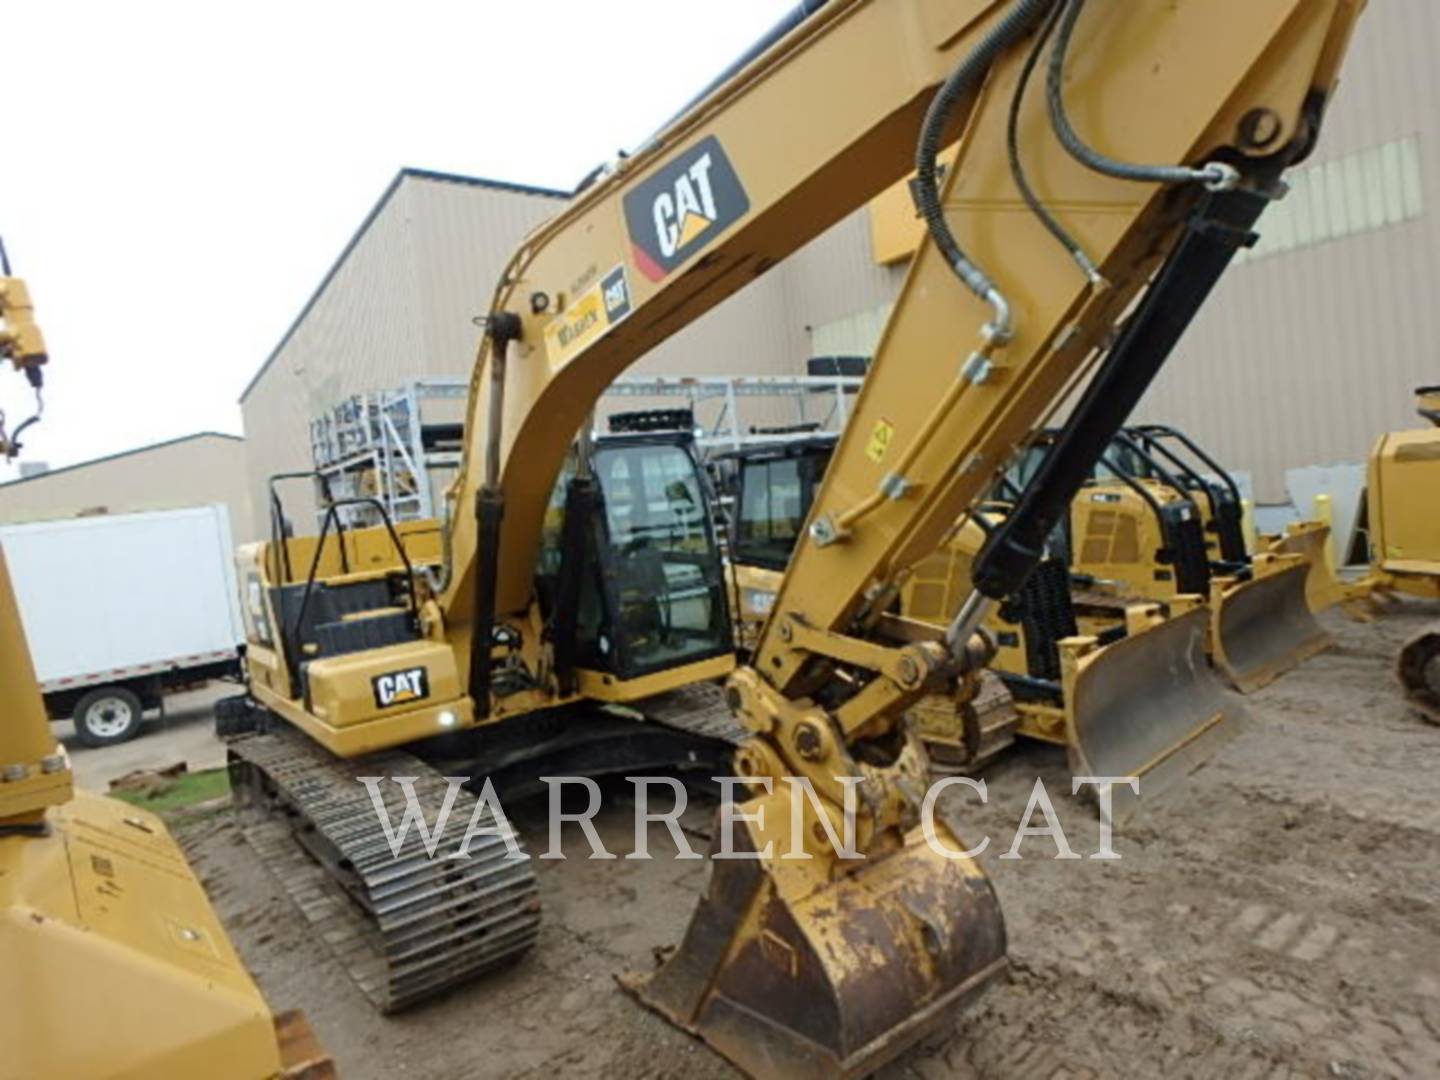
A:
215;1;1366;1076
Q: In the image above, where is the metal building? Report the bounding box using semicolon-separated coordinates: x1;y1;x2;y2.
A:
241;0;1430;528
0;432;254;540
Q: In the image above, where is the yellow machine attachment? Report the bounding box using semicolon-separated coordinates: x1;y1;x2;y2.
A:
1352;388;1440;720
1359;386;1440;599
0;549;330;1079
905;519;1242;821
1070;464;1329;692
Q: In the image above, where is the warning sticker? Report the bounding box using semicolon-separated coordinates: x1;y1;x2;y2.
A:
866;419;895;464
544;265;633;368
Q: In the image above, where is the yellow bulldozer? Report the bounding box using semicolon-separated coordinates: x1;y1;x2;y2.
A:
1355;387;1440;721
1;252;331;1078
215;1;1364;1076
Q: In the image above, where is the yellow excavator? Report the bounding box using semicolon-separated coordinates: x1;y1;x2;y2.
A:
0;251;330;1077
1356;387;1440;721
222;1;1363;1075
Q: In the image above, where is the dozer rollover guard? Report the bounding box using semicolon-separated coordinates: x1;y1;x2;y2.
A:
222;1;1364;1075
1065;427;1332;691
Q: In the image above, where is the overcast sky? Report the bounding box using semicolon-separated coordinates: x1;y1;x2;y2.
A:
0;0;797;480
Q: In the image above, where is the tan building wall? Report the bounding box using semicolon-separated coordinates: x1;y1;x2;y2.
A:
1135;0;1439;501
0;433;254;541
240;171;568;532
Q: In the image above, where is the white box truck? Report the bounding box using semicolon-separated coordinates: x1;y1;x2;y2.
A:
0;504;245;747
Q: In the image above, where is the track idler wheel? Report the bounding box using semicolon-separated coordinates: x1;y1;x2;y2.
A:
1398;623;1440;724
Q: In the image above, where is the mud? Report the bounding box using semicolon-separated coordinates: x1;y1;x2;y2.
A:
179;601;1440;1078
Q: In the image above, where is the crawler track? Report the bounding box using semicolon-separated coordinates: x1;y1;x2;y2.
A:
229;728;542;1012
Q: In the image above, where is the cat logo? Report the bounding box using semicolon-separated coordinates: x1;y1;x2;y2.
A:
372;666;430;709
623;135;750;282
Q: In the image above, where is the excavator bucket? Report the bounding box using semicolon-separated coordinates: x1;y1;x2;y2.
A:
1397;622;1440;724
622;791;1007;1079
1065;605;1246;825
1211;556;1333;693
1265;522;1351;612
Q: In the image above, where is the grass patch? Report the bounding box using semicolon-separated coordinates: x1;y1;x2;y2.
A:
110;766;231;814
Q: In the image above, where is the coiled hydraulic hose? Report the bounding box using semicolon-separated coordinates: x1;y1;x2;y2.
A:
914;0;1058;345
1047;0;1239;191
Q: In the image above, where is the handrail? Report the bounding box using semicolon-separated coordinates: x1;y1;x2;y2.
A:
285;497;420;686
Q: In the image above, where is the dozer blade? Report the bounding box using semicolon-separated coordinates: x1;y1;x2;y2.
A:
1212;559;1333;693
1398;622;1440;724
622;794;1007;1079
1266;522;1350;612
1066;605;1246;826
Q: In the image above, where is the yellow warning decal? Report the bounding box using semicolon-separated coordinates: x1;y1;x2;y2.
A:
866;419;895;464
544;265;633;368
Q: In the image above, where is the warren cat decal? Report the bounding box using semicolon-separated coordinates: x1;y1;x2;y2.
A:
544;265;633;367
372;666;430;709
623;135;750;282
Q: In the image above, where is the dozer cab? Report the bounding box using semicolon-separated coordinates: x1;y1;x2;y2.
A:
1065;429;1332;691
217;1;1365;1075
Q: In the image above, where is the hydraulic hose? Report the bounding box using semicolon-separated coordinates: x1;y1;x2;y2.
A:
1006;0;1103;284
915;0;1057;344
1047;0;1239;191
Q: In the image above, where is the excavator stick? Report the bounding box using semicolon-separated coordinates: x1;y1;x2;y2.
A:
1264;521;1354;613
1397;623;1440;724
1064;605;1246;825
1211;556;1333;693
622;786;1006;1080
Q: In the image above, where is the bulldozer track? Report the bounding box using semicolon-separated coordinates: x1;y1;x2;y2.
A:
229;728;542;1013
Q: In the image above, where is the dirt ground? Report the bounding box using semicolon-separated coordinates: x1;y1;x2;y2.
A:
178;601;1440;1079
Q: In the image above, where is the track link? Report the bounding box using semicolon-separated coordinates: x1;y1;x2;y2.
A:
229;727;541;1013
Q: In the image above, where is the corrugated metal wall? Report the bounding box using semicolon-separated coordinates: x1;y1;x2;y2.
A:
1135;0;1437;501
240;175;563;534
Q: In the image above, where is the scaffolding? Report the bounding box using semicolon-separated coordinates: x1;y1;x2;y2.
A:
307;373;865;527
601;374;863;453
308;379;468;528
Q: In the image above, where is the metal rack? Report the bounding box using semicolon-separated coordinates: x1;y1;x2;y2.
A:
308;379;468;528
601;374;863;453
307;373;865;527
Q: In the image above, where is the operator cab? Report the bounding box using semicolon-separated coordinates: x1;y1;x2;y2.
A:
722;434;837;571
538;415;732;683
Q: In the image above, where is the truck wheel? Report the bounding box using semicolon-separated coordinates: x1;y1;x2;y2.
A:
72;687;145;748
